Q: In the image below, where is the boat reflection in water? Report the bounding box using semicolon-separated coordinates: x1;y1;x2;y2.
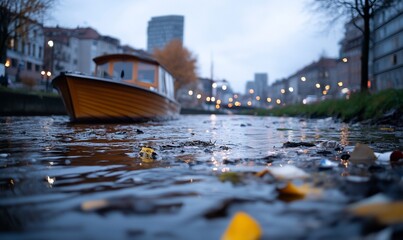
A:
52;51;180;123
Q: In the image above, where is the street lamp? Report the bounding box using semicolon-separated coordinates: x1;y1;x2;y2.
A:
47;40;54;92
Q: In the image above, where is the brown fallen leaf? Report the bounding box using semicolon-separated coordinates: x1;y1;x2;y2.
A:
255;169;269;178
221;211;262;240
349;201;403;225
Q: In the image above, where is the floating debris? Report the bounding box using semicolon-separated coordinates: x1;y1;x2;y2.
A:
318;159;338;170
349;143;377;164
268;165;309;180
221;211;262;240
282;141;315;148
390;150;403;162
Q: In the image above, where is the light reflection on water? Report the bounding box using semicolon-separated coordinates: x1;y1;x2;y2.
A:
0;115;402;239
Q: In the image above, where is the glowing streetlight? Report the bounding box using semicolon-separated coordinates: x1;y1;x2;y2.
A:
342;57;348;63
255;96;260;101
221;85;227;91
315;83;321;89
338;82;343;87
249;89;254;94
196;94;202;99
188;90;193;96
212;82;218;88
301;76;306;81
288;87;294;92
280;89;285;94
5;59;10;67
276;99;281;104
266;97;272;103
47;40;54;48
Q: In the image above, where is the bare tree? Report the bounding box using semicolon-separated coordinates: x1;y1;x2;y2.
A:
311;0;397;93
0;0;56;64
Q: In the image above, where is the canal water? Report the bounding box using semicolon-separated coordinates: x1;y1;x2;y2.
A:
0;115;402;239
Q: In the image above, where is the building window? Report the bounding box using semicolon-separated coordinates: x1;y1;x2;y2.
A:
11;58;17;67
39;46;42;58
35;64;40;72
392;54;397;65
27;61;32;71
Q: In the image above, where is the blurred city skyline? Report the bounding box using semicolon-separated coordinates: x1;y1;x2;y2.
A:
47;0;344;92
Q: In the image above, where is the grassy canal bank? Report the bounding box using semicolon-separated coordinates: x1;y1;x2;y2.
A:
251;89;403;125
0;87;66;116
1;87;402;125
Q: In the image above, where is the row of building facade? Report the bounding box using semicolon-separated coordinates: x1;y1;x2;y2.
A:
255;2;403;106
1;15;184;90
167;3;403;109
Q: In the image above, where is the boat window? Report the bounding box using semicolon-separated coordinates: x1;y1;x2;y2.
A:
96;63;110;78
165;72;175;99
138;62;155;83
158;68;167;95
113;62;133;81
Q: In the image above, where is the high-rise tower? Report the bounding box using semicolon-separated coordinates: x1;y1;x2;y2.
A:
147;15;184;53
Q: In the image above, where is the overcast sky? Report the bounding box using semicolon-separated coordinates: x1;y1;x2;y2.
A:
47;0;344;93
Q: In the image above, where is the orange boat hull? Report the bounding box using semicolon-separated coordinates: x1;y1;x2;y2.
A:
52;73;180;122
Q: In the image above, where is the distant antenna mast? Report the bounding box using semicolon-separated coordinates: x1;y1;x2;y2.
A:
210;52;214;81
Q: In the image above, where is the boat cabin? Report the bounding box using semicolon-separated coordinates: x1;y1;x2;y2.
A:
93;53;176;100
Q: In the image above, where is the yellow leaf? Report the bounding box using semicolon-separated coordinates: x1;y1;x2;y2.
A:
349;201;403;225
221;212;262;240
139;147;157;162
278;182;308;197
277;182;322;201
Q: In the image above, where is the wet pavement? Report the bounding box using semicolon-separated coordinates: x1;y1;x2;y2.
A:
0;115;402;239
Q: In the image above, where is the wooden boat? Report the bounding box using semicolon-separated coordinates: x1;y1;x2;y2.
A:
52;52;181;122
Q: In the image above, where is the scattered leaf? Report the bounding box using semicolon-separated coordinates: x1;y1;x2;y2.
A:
379;127;394;132
81;199;109;211
139;147;157;162
277;182;322;201
268;165;309;180
349;201;403;225
349;143;377;164
277;182;307;200
221;211;262;240
219;172;242;184
255;169;269;178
